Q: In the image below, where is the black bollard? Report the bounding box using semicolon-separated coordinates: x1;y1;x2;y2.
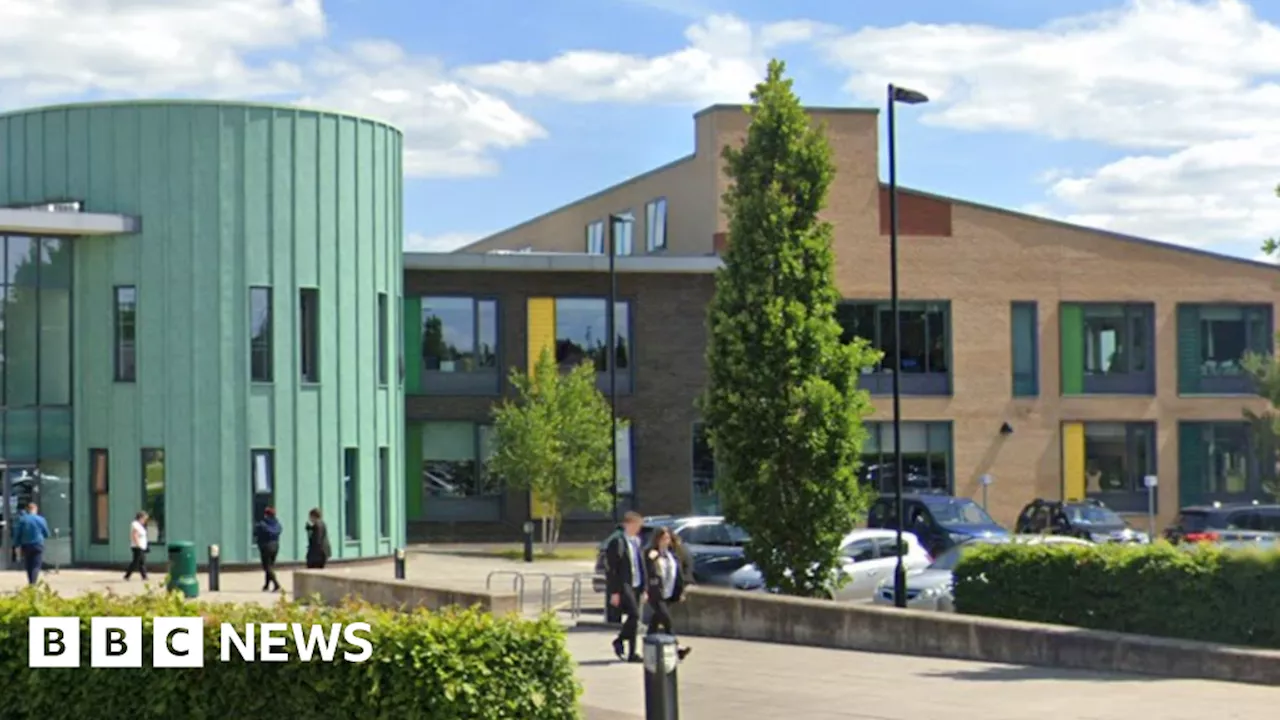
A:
208;544;221;592
522;521;535;563
394;548;406;579
643;634;680;719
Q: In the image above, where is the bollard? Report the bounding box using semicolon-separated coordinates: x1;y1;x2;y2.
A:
208;544;221;592
643;634;680;720
394;547;406;579
522;521;535;563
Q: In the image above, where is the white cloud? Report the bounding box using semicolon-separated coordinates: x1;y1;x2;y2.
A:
0;1;545;179
821;0;1280;254
404;232;483;253
457;15;833;105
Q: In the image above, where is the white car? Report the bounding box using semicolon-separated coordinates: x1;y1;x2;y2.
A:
831;529;932;602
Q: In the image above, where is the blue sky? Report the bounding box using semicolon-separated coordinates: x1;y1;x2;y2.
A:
4;0;1279;258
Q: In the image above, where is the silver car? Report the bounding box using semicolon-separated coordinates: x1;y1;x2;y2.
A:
872;534;1091;612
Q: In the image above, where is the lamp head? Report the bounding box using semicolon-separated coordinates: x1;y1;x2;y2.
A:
890;85;930;105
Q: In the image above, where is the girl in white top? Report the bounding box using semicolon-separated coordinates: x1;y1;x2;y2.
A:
124;511;149;581
643;526;692;661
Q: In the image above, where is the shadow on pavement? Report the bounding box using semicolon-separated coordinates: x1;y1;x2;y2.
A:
922;665;1163;683
582;705;642;720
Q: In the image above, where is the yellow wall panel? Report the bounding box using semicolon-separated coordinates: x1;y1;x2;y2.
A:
1062;423;1086;502
527;297;555;519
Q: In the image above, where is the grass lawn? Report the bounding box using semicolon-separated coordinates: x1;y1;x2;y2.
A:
488;546;600;562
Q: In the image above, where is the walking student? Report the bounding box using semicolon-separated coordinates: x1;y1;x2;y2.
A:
644;526;692;661
305;508;331;569
604;511;646;663
124;511;149;581
254;506;283;592
13;503;50;586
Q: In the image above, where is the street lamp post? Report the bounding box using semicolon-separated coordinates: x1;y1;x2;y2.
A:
887;83;929;609
606;212;634;522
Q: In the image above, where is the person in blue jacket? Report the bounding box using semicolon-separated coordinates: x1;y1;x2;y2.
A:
13;503;50;585
254;506;283;592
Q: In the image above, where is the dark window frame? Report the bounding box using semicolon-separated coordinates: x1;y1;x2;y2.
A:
858;421;954;494
1178;303;1273;396
89;448;110;545
1011;301;1039;397
645;197;668;252
298;288;320;383
1082;421;1157;513
250;448;275;534
611;212;634;256
551;295;635;395
1072;302;1156;395
378;446;391;538
836;299;952;396
420;421;503;522
140;447;166;544
1179;421;1274;506
419;295;501;395
113;285;137;383
691;421;718;515
585;220;605;255
377;292;389;386
249;286;273;383
343;447;359;542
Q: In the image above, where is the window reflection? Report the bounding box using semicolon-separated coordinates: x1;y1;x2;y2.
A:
836;302;948;374
422;297;497;372
859;422;951;493
554;298;630;371
422;422;498;498
0;235;74;413
142;448;166;543
1083;422;1155;495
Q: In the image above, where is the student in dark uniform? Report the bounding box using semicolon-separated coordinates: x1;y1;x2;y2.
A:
603;511;646;663
305;508;331;569
643;526;691;661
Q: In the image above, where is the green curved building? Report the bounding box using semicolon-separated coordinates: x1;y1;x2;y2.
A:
0;100;405;566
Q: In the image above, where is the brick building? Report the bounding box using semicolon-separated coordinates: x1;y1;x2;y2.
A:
413;104;1280;535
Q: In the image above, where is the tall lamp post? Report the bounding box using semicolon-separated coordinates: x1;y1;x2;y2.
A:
888;83;929;609
606;212;635;521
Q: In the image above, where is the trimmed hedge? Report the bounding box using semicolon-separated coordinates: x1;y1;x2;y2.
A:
0;586;580;719
953;542;1280;649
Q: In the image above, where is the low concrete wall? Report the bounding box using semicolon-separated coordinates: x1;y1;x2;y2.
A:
668;587;1280;685
293;570;520;615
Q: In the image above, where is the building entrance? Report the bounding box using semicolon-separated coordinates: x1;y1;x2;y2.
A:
2;465;72;570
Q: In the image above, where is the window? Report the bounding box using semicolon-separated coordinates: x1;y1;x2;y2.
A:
586;220;604;255
377;292;389;385
90;449;109;544
1011;302;1038;397
250;286;273;382
114;286;137;382
692;422;719;515
646;198;668;252
841;539;876;563
251;449;274;523
141;448;166;544
1081;422;1156;512
3;235;72;407
554;298;632;393
343;448;359;541
835;301;951;395
859;422;952;493
421;422;501;521
616;423;633;501
871;536;907;558
378;446;390;538
1060;303;1155;395
299;288;320;382
1177;304;1272;395
1178;421;1275;507
420;296;499;394
613;213;634;256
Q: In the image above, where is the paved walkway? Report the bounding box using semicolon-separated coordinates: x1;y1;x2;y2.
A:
568;628;1279;720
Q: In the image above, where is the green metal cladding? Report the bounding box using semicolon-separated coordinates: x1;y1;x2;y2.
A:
0;101;405;565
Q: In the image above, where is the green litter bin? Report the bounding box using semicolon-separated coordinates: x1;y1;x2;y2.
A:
166;541;199;599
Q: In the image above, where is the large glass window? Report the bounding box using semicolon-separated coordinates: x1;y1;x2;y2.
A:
1011;302;1038;397
1;236;73;411
646;198;668;252
114;286;137;383
420;296;499;394
1177;304;1272;395
377;292;389;385
692;422;719;515
378;446;390;538
585;220;604;255
343;448;359;541
141;448;166;543
554;298;632;393
1083;422;1156;512
251;449;274;523
90;449;109;544
613;214;633;256
1178;421;1274;506
250;287;273;382
299;288;320;382
859;422;952;493
1061;303;1155;395
835;301;951;395
421;422;500;522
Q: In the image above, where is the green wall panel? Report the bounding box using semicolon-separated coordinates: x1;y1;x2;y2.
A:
0;101;405;565
1176;305;1202;395
403;296;422;393
1178;422;1206;509
404;422;423;520
1059;304;1084;395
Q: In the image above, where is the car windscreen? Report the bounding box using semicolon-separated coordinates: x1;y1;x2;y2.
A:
1064;504;1124;526
1176;511;1210;532
926;500;995;525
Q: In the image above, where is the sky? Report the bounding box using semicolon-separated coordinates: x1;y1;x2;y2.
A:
2;0;1279;260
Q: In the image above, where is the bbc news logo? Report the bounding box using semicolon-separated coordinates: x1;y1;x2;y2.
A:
28;617;374;668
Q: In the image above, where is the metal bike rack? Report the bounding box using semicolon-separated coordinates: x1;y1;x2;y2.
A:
485;570;527;612
486;570;593;617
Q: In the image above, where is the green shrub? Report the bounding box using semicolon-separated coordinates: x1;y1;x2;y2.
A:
953;542;1280;648
0;586;581;719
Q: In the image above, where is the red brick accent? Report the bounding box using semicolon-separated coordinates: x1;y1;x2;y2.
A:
713;232;729;253
878;186;953;237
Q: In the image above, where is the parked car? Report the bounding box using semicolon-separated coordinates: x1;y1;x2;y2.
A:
866;493;1009;557
592;515;754;592
1164;502;1280;549
1014;498;1149;543
828;528;932;602
871;534;1091;612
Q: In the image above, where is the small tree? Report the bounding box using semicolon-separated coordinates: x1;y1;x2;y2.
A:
699;59;880;597
1242;351;1280;500
490;348;623;550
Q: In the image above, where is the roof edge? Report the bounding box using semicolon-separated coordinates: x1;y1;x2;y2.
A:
0;99;404;135
405;251;722;274
694;103;879;118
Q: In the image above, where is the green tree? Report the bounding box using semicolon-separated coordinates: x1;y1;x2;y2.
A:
1261;183;1279;258
699;59;880;598
490;348;624;550
1242;351;1280;500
